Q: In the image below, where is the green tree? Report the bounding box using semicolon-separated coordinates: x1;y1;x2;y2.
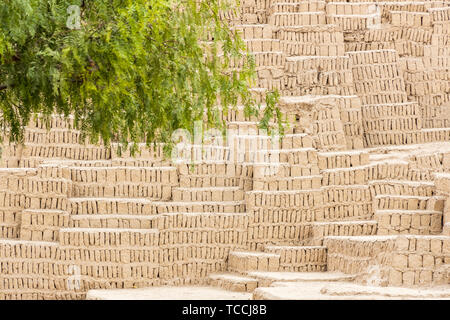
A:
0;0;280;155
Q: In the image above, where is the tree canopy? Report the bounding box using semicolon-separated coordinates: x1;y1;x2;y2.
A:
0;0;280;154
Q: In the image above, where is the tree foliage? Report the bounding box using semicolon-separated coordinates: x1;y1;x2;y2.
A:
0;0;280;154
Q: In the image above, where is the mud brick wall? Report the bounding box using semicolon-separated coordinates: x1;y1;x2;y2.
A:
435;173;450;229
222;0;271;25
320;159;372;222
361;102;423;146
349;49;408;105
177;162;253;190
1;0;450;299
157;212;249;283
275;25;345;57
375;209;443;235
309;103;348;151
20;164;72;242
279;96;364;151
325;234;450;287
283;56;354;96
345;27;433;57
264;245;327;272
26;165;71;212
0;145;22;168
70;166;178;200
246;129;322;250
0;240;83;300
402;58;450;129
324;235;396;279
0;169;35;239
390;11;432;27
228;251;280;273
386;235;450;286
335;96;365;150
311;221;378;244
245;189;318;250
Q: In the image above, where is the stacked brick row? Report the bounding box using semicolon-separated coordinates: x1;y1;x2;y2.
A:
0;169;34;239
319;155;373;224
245;142;320;249
345;27;433;57
324;235;450;286
264;245;327;271
387;235;449;286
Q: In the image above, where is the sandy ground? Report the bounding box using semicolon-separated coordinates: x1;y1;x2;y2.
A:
253;281;450;300
86;286;252;300
86;281;450;300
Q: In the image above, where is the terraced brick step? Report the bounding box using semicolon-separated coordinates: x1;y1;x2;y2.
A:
229;53;286;70
179;175;249;189
253;147;318;165
252;175;323;191
72;182;173;200
253;162;320;178
68;198;153;215
172;187;244;202
24;128;82;144
0;239;60;259
70;214;157;229
324;235;398;275
228;251;280;273
374;194;444;211
69;166;177;184
246;189;323;209
264;245;327;271
327;14;383;32
227;121;272;135
281;133;313;149
249;51;286;67
41;158;169;170
311;220;378;243
208;273;258;292
366;128;450;147
232;24;274;40
367;158;426;182
269;12;326;26
247;271;356;287
362;102;422;118
369;180;436;197
0;220;19;240
20;209;71;242
285;55;351;72
317;150;370;169
321;165;369;185
155;212;249;229
244;39;281;53
59;228;159;247
375;209;443;235
250;147;317;165
170;144;231;163
21;144;111;160
149;200;246;214
321;184;372;204
270;1;325;12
